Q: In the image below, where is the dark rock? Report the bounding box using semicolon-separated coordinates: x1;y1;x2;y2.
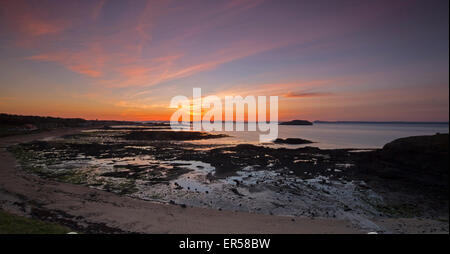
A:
100;171;130;178
349;133;449;217
120;131;227;141
273;138;313;145
380;133;448;175
230;188;244;197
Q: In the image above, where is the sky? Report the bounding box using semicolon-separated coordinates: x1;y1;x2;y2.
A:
0;0;448;121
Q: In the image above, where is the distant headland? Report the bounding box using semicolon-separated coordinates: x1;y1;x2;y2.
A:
313;121;449;124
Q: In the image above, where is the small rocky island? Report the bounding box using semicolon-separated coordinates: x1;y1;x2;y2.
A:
279;120;313;125
273;138;314;144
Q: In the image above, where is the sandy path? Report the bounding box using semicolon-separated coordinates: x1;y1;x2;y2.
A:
0;128;361;233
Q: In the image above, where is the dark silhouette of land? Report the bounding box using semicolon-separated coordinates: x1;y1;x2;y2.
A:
279;120;313;125
0;113;134;137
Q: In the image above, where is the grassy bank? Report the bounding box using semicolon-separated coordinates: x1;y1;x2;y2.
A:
0;210;72;234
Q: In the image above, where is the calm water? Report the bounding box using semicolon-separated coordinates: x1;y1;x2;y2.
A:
189;123;449;149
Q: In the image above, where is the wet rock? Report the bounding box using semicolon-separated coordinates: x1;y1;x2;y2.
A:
121;131;227;141
173;182;183;190
343;205;352;212
230;188;244;197
381;134;448;176
100;171;130;178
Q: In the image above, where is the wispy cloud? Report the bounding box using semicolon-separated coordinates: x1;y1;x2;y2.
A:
0;0;69;41
212;80;334;97
17;0;271;88
283;91;332;98
27;42;108;78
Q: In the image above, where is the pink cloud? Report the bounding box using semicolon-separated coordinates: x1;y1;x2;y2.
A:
0;0;69;39
283;91;332;98
214;79;334;98
28;43;108;78
21;18;65;36
92;0;107;20
5;0;275;89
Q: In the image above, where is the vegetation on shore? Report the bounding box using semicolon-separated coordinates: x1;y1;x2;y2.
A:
0;210;71;234
0;113;133;137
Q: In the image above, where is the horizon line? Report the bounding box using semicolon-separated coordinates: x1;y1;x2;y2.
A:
1;113;449;124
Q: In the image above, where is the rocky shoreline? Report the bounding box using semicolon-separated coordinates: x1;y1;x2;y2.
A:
1;127;448;233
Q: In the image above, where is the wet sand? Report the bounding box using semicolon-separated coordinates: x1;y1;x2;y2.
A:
0;128;362;233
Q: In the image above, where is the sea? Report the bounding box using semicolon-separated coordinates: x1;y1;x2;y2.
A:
187;122;449;149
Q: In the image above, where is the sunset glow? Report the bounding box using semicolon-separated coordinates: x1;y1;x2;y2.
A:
1;0;448;121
